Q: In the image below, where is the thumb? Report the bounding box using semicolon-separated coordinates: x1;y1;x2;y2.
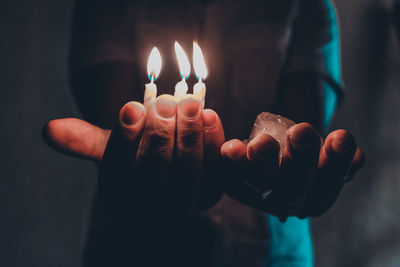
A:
42;118;110;162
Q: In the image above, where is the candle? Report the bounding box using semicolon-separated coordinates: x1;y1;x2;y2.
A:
249;112;295;160
193;42;208;107
174;41;191;100
144;47;162;106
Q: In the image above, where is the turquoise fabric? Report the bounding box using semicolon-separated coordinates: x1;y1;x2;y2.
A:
322;0;342;129
265;216;313;267
266;1;342;267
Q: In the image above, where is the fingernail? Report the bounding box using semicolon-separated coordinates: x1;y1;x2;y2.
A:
223;140;245;161
121;102;145;126
332;132;355;154
289;135;313;151
248;135;279;161
289;125;318;151
249;146;277;161
203;109;217;128
155;97;177;119
179;97;201;119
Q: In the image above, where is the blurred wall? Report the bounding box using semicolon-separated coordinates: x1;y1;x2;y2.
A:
312;0;400;266
0;1;97;266
0;0;399;267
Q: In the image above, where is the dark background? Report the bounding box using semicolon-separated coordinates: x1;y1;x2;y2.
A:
0;0;399;266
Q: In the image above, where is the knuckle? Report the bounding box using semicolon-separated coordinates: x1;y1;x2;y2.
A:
179;127;202;148
147;128;171;150
334;129;356;146
121;127;140;141
298;122;313;129
354;148;366;167
328;134;356;157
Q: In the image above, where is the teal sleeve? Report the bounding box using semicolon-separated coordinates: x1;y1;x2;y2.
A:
265;216;313;267
265;1;342;266
321;0;343;129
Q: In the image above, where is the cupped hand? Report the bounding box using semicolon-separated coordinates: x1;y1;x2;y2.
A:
221;122;365;220
43;96;225;221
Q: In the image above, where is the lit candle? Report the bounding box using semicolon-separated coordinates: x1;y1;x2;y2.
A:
174;41;191;100
144;47;162;106
193;42;208;107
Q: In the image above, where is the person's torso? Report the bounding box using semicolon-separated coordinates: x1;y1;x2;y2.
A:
133;0;299;139
131;2;300;266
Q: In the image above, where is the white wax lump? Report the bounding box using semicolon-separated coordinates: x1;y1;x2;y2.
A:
249;112;295;158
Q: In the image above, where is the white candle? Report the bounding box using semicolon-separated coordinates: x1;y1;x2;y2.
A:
174;78;188;99
144;47;162;106
193;42;208;107
174;41;191;100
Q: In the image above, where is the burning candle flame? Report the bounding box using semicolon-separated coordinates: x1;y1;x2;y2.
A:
193;42;207;80
174;41;191;79
147;47;162;81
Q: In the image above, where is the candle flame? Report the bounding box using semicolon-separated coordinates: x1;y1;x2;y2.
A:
147;47;162;80
193;42;208;80
174;41;191;79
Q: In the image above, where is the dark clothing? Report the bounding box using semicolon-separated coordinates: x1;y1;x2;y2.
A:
70;0;342;266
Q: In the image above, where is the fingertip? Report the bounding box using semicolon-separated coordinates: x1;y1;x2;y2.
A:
353;147;366;170
345;147;366;183
42;120;51;139
202;109;217;128
42;119;69;147
42;120;57;146
42;120;69;157
330;129;356;154
221;139;247;161
323;130;356;160
247;133;280;161
287;122;320;152
178;96;201;120
119;101;146;127
154;94;177;119
118;102;147;142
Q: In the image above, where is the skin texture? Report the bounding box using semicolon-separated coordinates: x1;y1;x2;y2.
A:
56;1;366;264
221;124;364;220
44;104;364;220
43;96;364;267
44;98;226;266
45;97;226;213
44;63;365;266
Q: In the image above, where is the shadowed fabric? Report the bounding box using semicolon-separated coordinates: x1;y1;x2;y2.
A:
69;0;342;266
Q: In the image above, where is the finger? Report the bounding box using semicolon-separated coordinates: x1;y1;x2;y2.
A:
196;109;225;211
222;139;260;205
135;95;177;206
246;133;280;191
173;97;204;212
97;101;147;213
222;139;273;210
203;109;225;159
42;118;110;162
221;139;247;161
266;123;320;218
347;147;365;182
102;101;147;167
305;129;357;217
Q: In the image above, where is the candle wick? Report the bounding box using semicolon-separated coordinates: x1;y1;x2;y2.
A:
151;75;155;83
198;77;202;84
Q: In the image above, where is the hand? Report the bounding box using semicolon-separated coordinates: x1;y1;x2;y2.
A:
43;96;225;220
221;122;365;220
43;97;225;265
